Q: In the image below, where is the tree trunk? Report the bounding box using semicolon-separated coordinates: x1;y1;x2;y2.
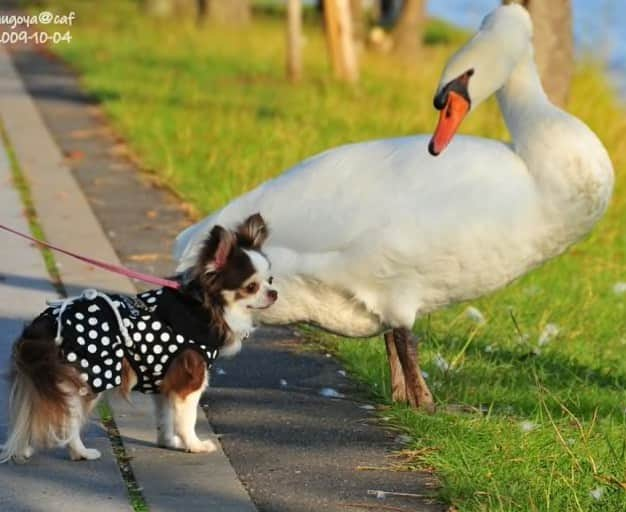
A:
391;0;424;56
286;0;303;82
144;0;198;19
207;0;251;25
197;0;207;23
504;0;574;106
323;0;359;83
144;0;174;17
349;0;365;45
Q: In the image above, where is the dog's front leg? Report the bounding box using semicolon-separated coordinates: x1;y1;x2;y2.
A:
171;377;216;454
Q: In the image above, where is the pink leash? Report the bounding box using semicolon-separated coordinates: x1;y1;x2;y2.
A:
0;223;181;290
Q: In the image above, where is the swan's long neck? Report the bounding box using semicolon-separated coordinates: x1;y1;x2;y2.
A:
496;48;614;240
496;48;551;146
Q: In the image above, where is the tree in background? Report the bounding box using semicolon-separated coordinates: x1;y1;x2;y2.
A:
391;0;424;56
144;0;196;17
286;0;303;82
205;0;251;24
323;0;359;83
349;0;366;46
505;0;574;106
145;0;251;25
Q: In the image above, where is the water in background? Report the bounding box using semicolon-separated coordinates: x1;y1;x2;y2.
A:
427;0;626;98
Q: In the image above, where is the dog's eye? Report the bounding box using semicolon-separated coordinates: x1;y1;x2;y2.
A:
268;276;274;285
246;282;258;294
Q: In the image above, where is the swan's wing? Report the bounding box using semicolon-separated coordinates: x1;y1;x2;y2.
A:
175;135;535;271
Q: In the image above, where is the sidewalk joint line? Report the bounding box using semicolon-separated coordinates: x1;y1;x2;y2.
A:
0;121;65;296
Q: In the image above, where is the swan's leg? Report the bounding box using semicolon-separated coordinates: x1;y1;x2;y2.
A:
393;328;435;412
384;331;408;403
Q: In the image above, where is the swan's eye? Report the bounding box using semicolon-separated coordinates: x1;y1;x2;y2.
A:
268;276;274;285
245;282;258;294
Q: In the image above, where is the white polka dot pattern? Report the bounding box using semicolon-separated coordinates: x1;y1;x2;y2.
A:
49;289;219;394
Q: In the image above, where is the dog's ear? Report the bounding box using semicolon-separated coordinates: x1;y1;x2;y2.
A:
199;225;235;274
236;213;269;250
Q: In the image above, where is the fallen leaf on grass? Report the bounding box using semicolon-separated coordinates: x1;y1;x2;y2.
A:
92;177;114;188
356;465;395;471
179;201;200;219
86;105;105;119
109;143;130;157
109;162;130;172
64;149;85;162
69;127;109;140
127;253;161;262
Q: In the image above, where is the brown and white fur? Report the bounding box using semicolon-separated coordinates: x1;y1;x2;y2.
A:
0;213;275;462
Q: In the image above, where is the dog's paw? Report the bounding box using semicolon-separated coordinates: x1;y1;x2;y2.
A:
70;448;101;461
83;448;102;460
186;439;217;454
157;434;183;450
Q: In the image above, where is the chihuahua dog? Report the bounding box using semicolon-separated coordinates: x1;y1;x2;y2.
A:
0;213;276;462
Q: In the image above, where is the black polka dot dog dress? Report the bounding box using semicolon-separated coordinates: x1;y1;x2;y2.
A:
42;288;221;394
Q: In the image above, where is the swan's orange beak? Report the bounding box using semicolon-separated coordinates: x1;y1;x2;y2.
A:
428;90;470;156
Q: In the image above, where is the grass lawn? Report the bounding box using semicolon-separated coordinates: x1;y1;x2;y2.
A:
37;1;626;510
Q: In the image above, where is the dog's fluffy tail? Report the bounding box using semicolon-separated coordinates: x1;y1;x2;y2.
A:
0;318;85;463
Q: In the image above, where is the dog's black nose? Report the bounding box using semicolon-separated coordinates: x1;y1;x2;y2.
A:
267;289;278;301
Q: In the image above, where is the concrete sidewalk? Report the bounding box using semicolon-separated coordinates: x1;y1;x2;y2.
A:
0;44;257;512
0;138;130;511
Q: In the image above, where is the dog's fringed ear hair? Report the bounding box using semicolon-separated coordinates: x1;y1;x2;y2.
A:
199;225;235;274
236;213;269;250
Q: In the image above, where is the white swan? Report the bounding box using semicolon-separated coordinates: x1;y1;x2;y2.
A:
174;5;613;409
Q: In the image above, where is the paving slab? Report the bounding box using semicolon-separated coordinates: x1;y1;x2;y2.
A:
5;30;445;512
0;46;134;298
0;139;129;511
109;394;256;512
0;42;258;512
